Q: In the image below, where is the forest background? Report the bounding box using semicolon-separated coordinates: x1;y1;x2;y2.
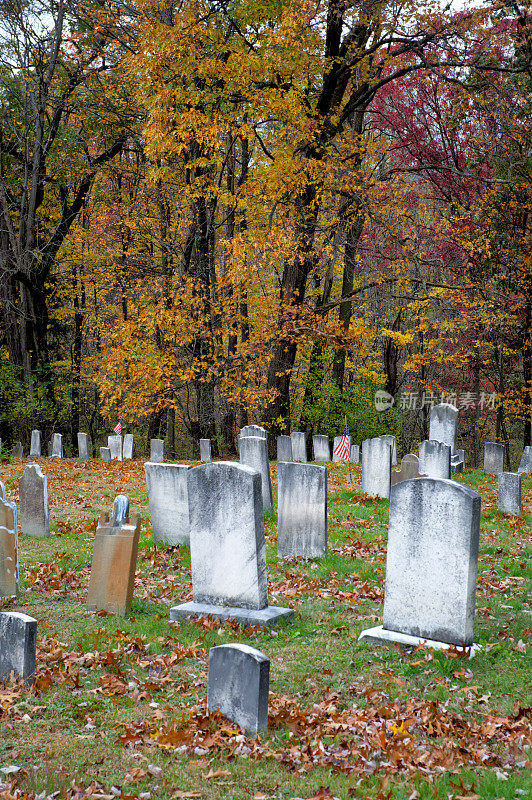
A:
0;0;530;468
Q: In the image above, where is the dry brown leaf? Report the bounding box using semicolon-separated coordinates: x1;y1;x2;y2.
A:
201;768;231;779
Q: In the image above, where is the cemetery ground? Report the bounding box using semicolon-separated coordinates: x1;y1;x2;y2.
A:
0;459;530;800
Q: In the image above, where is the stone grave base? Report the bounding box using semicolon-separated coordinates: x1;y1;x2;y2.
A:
358;625;481;659
170;601;294;628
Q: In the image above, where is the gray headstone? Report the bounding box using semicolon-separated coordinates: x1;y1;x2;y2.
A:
78;432;90;460
30;430;41;458
484;442;504;475
290;432;307;463
277;462;327;558
145;463;190;544
0;612;37;684
0;497;19;597
239;436;273;511
498;472;521;515
19;464;49;538
200;438;212;462
361;437;391;498
123;434;134;460
239;425;267;440
391;454;423;486
12;442;23;459
47;440;53;457
276;435;293;462
380;434;397;465
100;447;111;462
332;434;351;462
51;433;63;458
312;435;330;463
518;446;532;474
451;448;465;474
108;435;123;461
418;440;451;479
150;439;165;463
207;644;269;733
429;403;458;453
0;482;5;500
350;444;360;463
110;495;130;528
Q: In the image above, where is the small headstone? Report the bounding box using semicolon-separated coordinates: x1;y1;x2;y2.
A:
498;472;521;515
123;433;134;460
47;440;53;457
429;402;458;453
150;439;164;463
238;436;273;511
100;447;111;462
277;462;327;558
207;644;269;733
361;437;391;498
418;440;451;479
12;442;23;459
0;496;19;597
19;464;49;538
391;454;424;486
312;435;330;463
30;430;41;458
200;438;212;462
51;433;63;458
380;434;397;465
290;432;307;463
332;434;351;463
484;442;504;475
350;444;360;463
0;612;37;684
78;432;90;459
239;425;267;439
451;448;465;474
518;446;532;474
108;435;123;461
145;463;190;544
276;435;293;462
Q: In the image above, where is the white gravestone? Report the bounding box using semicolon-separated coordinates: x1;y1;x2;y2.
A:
19;464;49;538
418;440;451;479
429;403;458;453
100;447;111;462
207;644;269;733
277;462;327;558
332;434;351;462
276;435;293;462
0;495;19;597
518;446;532;474
290;432;307;463
350;444;360;463
361;437;391;498
123;434;134;460
313;435;330;463
239;424;267;439
200;438;212;462
238;436;273;511
0;611;37;684
498;472;521;515
51;433;63;458
484;442;504;475
150;439;165;462
380;434;397;465
145;463;190;544
30;430;41;458
78;432;90;459
108;435;123;461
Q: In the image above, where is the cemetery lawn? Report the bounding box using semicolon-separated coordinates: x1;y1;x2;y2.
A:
0;458;530;800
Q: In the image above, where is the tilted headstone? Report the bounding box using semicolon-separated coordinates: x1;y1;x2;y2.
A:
200;438;211;462
12;442;23;459
145;463;190;544
78;432;90;460
108;435;123;461
380;434;397;465
350;444;360;463
123;433;134;460
418;440;451;479
100;447;111;462
239;424;267;440
0;495;19;597
86;495;140;616
290;432;307;463
0;612;37;684
312;435;330;463
391;454;424;486
277;462;327;558
51;433;63;458
207;644;269;733
30;430;41;458
150;439;164;463
239;436;273;511
170;462;292;626
332;434;351;463
361;437;391;498
498;472;521;515
19;464;49;538
276;435;293;462
429;402;458;453
359;477;481;653
518;446;532;474
484;442;504;475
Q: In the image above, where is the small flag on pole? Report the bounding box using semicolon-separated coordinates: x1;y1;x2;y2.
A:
333;420;350;462
113;419;123;435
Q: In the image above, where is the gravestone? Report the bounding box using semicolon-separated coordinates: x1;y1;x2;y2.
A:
150;439;164;463
170;462;292;626
451;448;465;474
359;477;481;653
12;442;23;459
277;462;327;558
51;433;63;458
123;434;134;460
0;495;19;597
391;454;424;486
207;644;269;733
290;432;307;463
86;495;140;616
239;436;273;511
381;434;397;465
100;447;111;462
19;464;49;538
418;440;451;479
484;442;504;475
108;435;123;461
47;441;53;457
0;612;37;684
518;446;532;474
332;434;351;463
350;444;360;463
361;437;391;499
30;430;41;458
276;435;293;462
78;432;90;459
312;435;330;463
498;473;521;516
239;424;267;439
429;402;458;453
200;438;211;462
145;463;190;544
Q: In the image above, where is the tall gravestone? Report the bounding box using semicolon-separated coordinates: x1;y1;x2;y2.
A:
484;442;504;475
313;435;330;463
498;473;521;516
332;434;351;463
361;437;391;498
0;612;37;684
207;644;269;733
518;446;532;474
391;454;424;486
51;433;63;458
277;435;293;462
108;435;123;461
30;430;41;458
290;432;307;463
200;439;212;462
100;447;111;462
429;403;458;453
19;464;49;538
239;436;273;511
418;440;451;479
123;434;134;460
145;463;190;544
78;433;90;459
170;462;292;626
0;491;19;598
150;439;165;463
359;477;481;654
380;434;397;465
239;425;267;439
350;444;360;463
277;463;327;558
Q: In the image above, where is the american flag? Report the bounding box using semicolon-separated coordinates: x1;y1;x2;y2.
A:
333;421;350;462
113;419;123;435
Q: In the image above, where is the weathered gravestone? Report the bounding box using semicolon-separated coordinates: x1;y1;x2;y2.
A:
359;477;481;654
484;442;504;475
19;464;49;538
332;434;351;463
200;438;212;462
12;442;23;459
239;424;267;440
518;446;532;474
30;430;41;458
108;435;123;461
47;441;53;457
313;435;330;463
451;448;465;474
277;435;293;462
498;472;522;516
0;489;19;598
391;454;425;486
418;440;451;479
51;433;63;458
0;612;37;684
277;462;327;558
86;495;140;616
429;402;458;453
170;462;293;626
145;463;190;544
361;437;391;498
380;434;398;465
78;432;90;460
291;432;307;463
150;439;165;463
350;444;360;464
207;643;269;733
238;436;273;511
123;434;134;460
100;447;111;462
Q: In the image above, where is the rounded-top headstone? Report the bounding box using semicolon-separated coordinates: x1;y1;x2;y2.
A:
207;643;269;733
